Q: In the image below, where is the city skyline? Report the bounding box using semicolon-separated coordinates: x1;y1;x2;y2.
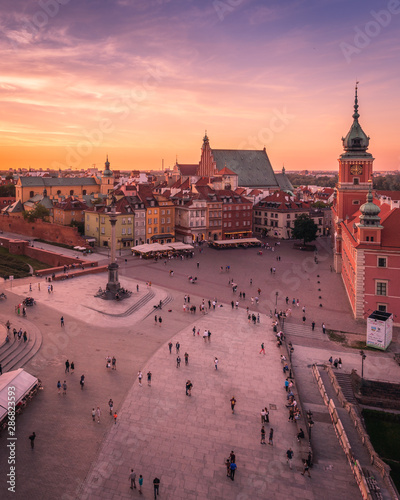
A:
0;0;399;172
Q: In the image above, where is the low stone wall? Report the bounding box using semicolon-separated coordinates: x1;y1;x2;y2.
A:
315;364;399;500
312;364;373;500
52;266;107;281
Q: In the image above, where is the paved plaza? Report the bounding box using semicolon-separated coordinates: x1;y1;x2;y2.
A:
0;237;399;500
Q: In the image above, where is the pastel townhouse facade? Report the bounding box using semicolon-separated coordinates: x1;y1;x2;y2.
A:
332;86;400;323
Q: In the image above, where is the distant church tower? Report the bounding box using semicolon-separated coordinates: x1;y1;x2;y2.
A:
333;85;374;271
101;155;114;196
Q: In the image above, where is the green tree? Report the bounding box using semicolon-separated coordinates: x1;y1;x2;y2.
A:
22;205;50;223
0;183;16;197
70;220;84;234
292;214;318;245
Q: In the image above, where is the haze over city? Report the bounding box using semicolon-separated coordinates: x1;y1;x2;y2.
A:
1;0;399;171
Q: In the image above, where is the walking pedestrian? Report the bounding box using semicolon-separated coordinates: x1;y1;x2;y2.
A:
61;316;64;327
158;316;162;326
322;323;326;334
129;469;137;489
225;458;231;477
259;343;265;355
113;411;118;424
286;448;294;469
108;399;114;415
229;461;237;481
62;380;67;395
214;357;218;370
65;359;70;373
261;426;266;444
230;396;236;414
80;374;85;390
138;474;143;494
70;361;74;374
147;371;152;386
153;477;160;498
184;352;189;365
186;380;193;396
168;342;173;354
96;406;101;423
176;356;181;368
23;331;27;342
311;321;315;331
154;315;157;324
57;380;61;394
301;460;311;477
138;371;143;386
176;341;180;353
112;356;116;370
29;432;36;449
92;408;96;421
268;428;274;445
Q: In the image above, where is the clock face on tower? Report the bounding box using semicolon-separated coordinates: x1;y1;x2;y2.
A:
350;164;363;175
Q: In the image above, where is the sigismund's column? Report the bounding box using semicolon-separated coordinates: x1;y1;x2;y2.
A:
106;203;121;296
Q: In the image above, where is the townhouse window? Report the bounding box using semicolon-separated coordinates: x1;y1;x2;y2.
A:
287;214;290;219
376;281;387;296
377;257;387;268
161;218;165;224
148;227;152;234
167;210;170;214
154;209;157;214
128;218;132;223
377;303;387;312
101;227;105;234
161;227;165;233
148;210;152;215
167;218;170;223
101;217;105;223
87;215;90;221
224;223;227;227
122;228;126;235
161;210;165;215
154;218;158;224
148;218;152;224
86;225;90;231
127;228;132;234
167;227;170;232
122;218;126;224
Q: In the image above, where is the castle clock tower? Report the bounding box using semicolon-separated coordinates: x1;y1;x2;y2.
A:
333;84;374;271
336;84;374;221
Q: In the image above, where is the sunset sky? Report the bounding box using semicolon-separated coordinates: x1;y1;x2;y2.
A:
1;0;399;172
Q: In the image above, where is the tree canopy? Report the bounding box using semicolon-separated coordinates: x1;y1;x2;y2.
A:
292;214;318;244
22;205;50;223
0;183;16;197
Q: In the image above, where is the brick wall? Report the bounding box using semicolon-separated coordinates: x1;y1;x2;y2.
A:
0;215;87;247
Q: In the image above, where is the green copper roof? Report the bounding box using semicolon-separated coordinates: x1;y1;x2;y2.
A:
341;84;372;158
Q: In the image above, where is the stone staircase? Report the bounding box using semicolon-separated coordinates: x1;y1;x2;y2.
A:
334;371;358;404
0;323;42;373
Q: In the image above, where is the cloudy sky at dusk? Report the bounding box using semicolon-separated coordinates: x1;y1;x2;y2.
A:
0;0;399;172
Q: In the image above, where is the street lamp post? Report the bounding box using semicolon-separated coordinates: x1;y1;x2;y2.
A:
360;350;366;380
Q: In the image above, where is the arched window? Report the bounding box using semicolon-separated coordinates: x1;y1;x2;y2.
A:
83;189;86;195
70;190;74;195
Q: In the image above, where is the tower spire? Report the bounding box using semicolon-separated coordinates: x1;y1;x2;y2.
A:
353;81;359;120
